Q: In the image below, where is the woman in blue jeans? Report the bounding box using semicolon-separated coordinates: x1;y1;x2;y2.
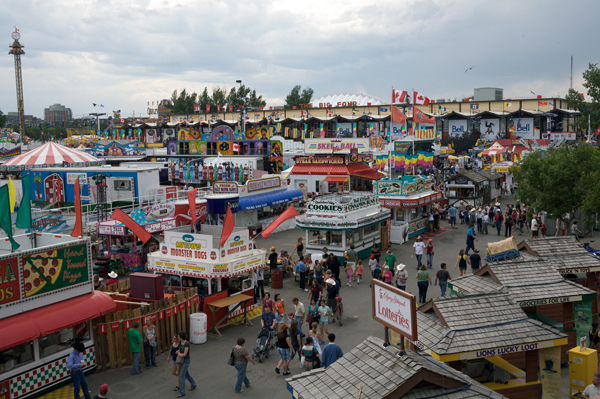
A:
176;332;197;397
415;265;432;304
232;337;255;393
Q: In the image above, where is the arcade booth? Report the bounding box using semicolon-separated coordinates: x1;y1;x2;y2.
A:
374;176;443;243
148;226;266;334
444;169;497;207
415;291;567;399
288;153;384;194
295;193;390;262
0;233;115;399
98;209;177;271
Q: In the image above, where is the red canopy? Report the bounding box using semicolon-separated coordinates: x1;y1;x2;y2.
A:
2;142;100;167
290;163;385;180
0;291;115;351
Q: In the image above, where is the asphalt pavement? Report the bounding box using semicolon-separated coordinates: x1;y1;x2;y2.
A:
74;194;540;399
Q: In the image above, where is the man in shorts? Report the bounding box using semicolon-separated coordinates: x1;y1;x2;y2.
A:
325;278;339;323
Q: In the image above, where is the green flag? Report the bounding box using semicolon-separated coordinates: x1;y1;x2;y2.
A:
16;174;32;229
0;185;19;250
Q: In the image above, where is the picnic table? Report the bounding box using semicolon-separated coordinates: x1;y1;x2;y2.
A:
206;294;253;337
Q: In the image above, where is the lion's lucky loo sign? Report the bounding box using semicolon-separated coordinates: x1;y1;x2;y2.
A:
371;279;417;341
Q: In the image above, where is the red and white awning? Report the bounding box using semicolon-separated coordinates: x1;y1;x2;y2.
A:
1;142;100;167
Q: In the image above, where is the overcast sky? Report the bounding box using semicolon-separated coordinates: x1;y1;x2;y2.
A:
1;0;599;120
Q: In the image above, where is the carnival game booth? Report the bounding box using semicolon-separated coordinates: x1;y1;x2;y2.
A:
448;255;596;365
415;292;567;399
374;176;443;243
212;176;304;233
295;193;391;262
1;142;101;171
288;152;384;194
148;226;266;335
0;233;115;399
444;169;495;207
98;209;177;271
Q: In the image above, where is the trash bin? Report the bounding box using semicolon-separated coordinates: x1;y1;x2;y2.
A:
189;313;207;344
271;268;283;289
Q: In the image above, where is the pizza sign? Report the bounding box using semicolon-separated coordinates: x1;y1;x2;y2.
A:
21;243;89;299
0;256;20;306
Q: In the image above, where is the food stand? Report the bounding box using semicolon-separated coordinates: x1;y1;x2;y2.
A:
148;226;266;330
0;233;115;399
374;176;443;243
98;209;177;271
295;193;390;261
415;291;567;399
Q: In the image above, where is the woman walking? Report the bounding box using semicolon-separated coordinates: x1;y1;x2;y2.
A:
454;249;468;277
300;337;320;371
309;322;323;353
426;239;434;269
232;337;255;393
382;266;393;285
317;299;330;337
292;237;304;263
143;318;158;369
289;320;303;365
307;280;322;304
175;332;196;397
167;335;180;392
370;239;381;264
273;293;286;334
415;265;432;304
275;323;294;376
262;292;273;313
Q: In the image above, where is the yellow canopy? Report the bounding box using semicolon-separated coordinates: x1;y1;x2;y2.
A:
448;155;459;160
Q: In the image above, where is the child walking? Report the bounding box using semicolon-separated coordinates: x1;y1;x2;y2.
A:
335;296;343;327
356;260;363;285
344;262;353;287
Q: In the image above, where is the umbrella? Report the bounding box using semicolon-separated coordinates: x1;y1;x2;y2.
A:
459;155;471;159
282;167;293;178
448;155;459;160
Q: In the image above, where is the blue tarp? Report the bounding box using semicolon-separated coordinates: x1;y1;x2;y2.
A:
239;189;303;211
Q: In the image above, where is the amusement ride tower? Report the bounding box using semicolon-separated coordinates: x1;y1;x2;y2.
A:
8;27;25;144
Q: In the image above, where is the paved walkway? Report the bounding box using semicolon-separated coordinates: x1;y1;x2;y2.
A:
48;194;556;399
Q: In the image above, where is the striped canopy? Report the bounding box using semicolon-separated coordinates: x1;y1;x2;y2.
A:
1;142;100;167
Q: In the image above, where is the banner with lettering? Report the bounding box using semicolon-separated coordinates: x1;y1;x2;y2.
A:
539;346;561;399
574;300;593;344
373;152;434;171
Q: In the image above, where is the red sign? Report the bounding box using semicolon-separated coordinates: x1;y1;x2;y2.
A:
217;105;221;112
173;305;179;315
194;104;199;112
75;322;88;337
229;105;233;112
192;295;200;304
378;192;441;208
206;105;210;113
371;279;417;341
187;299;192;308
175;201;207;224
0;257;20;306
98;324;107;334
0;380;10;399
124;319;132;330
179;303;185;312
110;322;120;332
165;308;172;318
158;310;164;320
151;313;157;322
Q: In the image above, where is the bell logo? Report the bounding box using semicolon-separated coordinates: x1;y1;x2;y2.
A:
451;125;466;133
379;288;383;299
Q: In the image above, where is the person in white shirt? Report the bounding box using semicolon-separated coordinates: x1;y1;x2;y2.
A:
482;213;490;235
531;215;539;239
412;236;426;268
582;373;600;399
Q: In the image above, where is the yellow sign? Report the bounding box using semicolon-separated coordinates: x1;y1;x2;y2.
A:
539;346;561;399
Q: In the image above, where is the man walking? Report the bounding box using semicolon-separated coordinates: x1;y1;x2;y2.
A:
254;266;265;301
296;257;308;291
412;236;426;268
292;297;305;334
385;250;397;271
345;244;358;282
321;333;343;368
67;343;92;399
447;204;457;228
261;305;276;349
434;263;451;296
395;264;408;291
465;225;477;255
128;321;143;375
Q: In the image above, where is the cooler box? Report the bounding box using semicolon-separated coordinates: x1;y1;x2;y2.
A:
130;273;164;301
189;313;207;344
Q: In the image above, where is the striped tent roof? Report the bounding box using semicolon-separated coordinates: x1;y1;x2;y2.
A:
1;142;100;167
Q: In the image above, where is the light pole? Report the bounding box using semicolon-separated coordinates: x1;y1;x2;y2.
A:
90;104;106;139
236;80;246;135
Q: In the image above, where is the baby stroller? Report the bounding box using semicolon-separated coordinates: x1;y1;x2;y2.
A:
370;266;382;287
252;327;271;363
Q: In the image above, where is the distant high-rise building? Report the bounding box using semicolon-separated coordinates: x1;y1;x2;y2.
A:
44;104;72;123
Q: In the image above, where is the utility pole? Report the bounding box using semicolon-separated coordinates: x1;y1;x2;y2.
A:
9;28;25;144
89;111;106;137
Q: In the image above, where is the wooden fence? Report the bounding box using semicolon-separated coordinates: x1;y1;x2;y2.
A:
92;285;199;372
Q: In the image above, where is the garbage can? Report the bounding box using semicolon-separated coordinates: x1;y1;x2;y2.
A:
271;268;283;289
189;313;207;344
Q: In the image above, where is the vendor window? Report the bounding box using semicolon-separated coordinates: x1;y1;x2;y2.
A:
0;341;34;372
114;180;131;191
330;233;342;247
39;326;91;358
182;277;217;297
309;230;329;245
363;224;379;237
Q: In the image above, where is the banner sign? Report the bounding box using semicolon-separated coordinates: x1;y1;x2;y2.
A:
371;279;417;341
304;138;369;154
449;120;468;136
213;181;239;194
248;177;281;193
539;346;561;399
306;195;379;214
67;173;88;185
574;300;593;344
394;141;411;153
481;119;500;141
0;146;21;159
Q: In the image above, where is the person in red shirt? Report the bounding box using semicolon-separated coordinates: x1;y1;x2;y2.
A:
105;271;119;287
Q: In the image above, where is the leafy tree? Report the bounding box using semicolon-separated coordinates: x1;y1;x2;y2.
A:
198;88;211;111
565;63;600;136
284;85;314;109
0;109;6;128
226;84;266;110
211;86;229;108
513;143;600;224
167;89;198;114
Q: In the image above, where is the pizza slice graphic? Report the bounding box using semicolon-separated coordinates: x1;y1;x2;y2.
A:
22;250;63;297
